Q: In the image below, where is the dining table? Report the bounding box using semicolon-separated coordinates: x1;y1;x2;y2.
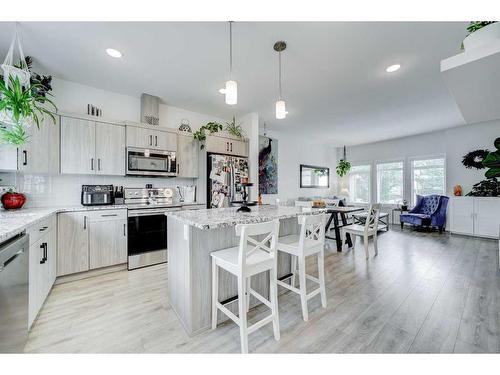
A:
322;206;364;252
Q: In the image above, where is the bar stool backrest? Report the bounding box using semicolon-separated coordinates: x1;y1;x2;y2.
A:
235;220;280;271
298;213;326;249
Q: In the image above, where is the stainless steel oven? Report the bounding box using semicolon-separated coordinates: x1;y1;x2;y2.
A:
125;188;181;270
126;147;177;177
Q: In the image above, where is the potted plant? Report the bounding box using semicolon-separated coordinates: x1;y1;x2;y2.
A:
224;116;244;139
0;75;57;145
462;21;499;51
401;199;409;211
1;188;26;210
193;121;223;149
336;146;351;177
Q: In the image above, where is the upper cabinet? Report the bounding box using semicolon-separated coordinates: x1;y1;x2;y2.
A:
126;125;177;151
205;134;248;157
177;133;199;178
60;115;125;176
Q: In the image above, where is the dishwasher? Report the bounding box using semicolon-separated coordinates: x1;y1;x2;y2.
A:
0;233;29;353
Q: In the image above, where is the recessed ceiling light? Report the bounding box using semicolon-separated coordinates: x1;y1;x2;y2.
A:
106;48;122;58
386;64;401;73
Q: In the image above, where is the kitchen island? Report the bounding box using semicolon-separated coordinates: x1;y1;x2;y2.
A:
166;205;324;336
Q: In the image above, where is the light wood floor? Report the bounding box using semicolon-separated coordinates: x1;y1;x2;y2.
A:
25;226;500;353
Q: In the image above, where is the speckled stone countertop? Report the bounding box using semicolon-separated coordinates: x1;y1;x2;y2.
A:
0;205;128;243
166;205;326;230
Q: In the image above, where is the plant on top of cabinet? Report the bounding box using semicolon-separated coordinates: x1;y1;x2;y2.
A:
0;75;57;146
193;121;223;149
482;137;500;179
224;116;244;139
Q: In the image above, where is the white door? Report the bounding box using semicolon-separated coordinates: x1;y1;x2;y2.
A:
60;117;96;174
89;218;127;269
95;122;126;175
450;197;474;235
474;198;500;238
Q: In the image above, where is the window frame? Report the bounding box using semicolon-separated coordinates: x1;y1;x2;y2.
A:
347;162;372;204
375;159;405;205
409;154;446;206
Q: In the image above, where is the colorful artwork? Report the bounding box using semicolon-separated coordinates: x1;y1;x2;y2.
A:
259;135;278;194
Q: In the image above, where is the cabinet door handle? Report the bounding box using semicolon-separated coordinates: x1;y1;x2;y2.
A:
91;158;94;171
44;243;48;262
39;243;46;264
123;223;126;236
177;163;180;175
84;216;87;230
98;158;101;171
101;214;118;217
22;150;27;166
155;135;158;147
149;135;153;146
230;142;233;152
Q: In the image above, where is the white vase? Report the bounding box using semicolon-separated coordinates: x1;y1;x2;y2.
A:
463;22;500;51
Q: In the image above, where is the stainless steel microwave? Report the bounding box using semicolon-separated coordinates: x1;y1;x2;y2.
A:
126;147;177;177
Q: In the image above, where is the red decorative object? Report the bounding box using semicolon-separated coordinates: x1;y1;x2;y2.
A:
1;192;27;210
453;185;463;196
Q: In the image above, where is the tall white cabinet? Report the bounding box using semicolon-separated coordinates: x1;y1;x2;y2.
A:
450;197;500;238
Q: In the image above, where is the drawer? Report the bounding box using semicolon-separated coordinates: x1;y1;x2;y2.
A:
27;214;56;246
87;209;127;222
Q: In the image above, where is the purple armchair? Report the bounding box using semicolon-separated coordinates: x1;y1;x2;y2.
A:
400;195;449;233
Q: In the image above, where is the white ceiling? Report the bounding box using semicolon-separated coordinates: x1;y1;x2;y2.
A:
0;22;468;146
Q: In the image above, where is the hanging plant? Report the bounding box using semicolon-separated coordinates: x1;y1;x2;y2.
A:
336;145;351;177
0;75;57;145
224;116;244;138
193;121;223;150
462;149;489;169
482;137;500;179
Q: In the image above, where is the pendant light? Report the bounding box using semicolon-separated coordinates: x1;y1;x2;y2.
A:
220;21;237;105
274;41;288;119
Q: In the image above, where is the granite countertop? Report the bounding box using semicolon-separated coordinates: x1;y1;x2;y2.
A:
166;205;326;230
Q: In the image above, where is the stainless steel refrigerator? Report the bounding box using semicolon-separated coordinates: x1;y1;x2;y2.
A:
207;154;249;208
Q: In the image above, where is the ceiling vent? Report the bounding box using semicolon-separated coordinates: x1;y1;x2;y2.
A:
140;93;160;125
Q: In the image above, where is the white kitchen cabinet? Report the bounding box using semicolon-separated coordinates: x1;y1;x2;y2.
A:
177;133;199;178
57;211;90;276
126;125;177;151
28;214;57;328
95;122;126;175
0;142;17;171
60;116;95;174
205;134;248;157
89;210;127;269
450;197;500;238
57;209;128;277
60;115;125;175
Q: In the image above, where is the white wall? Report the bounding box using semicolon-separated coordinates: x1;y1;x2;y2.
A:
260;129;336;205
336;120;500;204
1;77;233;207
238;112;259;201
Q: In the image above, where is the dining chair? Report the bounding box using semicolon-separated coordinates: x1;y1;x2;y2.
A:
341;203;381;259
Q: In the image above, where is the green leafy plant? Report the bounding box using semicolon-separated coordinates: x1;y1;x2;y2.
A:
482;137;500;179
193;121;223;150
224;116;243;139
336;159;351;177
0;75;57;145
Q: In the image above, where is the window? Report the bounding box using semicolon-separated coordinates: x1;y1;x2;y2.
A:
348;164;371;203
376;161;404;204
411;157;445;204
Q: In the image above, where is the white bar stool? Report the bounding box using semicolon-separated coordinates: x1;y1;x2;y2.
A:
211;220;281;354
277;213;327;321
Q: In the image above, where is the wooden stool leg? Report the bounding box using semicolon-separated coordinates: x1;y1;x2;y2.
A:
290;255;297;287
211;259;218;329
298;256;309;321
269;266;281;341
318;250;327;308
237;275;248;354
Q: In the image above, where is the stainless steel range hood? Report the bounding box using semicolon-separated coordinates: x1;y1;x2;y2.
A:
140;93;160;125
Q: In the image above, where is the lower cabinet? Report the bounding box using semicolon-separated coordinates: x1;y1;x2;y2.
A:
28;214;57;328
450;197;500;238
57;209;127;277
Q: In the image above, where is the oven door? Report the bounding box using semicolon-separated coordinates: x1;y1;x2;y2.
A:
126;147;177;177
127;208;180;270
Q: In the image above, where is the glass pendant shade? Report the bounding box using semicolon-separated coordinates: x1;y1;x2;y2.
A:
225;80;237;105
275;100;287;119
